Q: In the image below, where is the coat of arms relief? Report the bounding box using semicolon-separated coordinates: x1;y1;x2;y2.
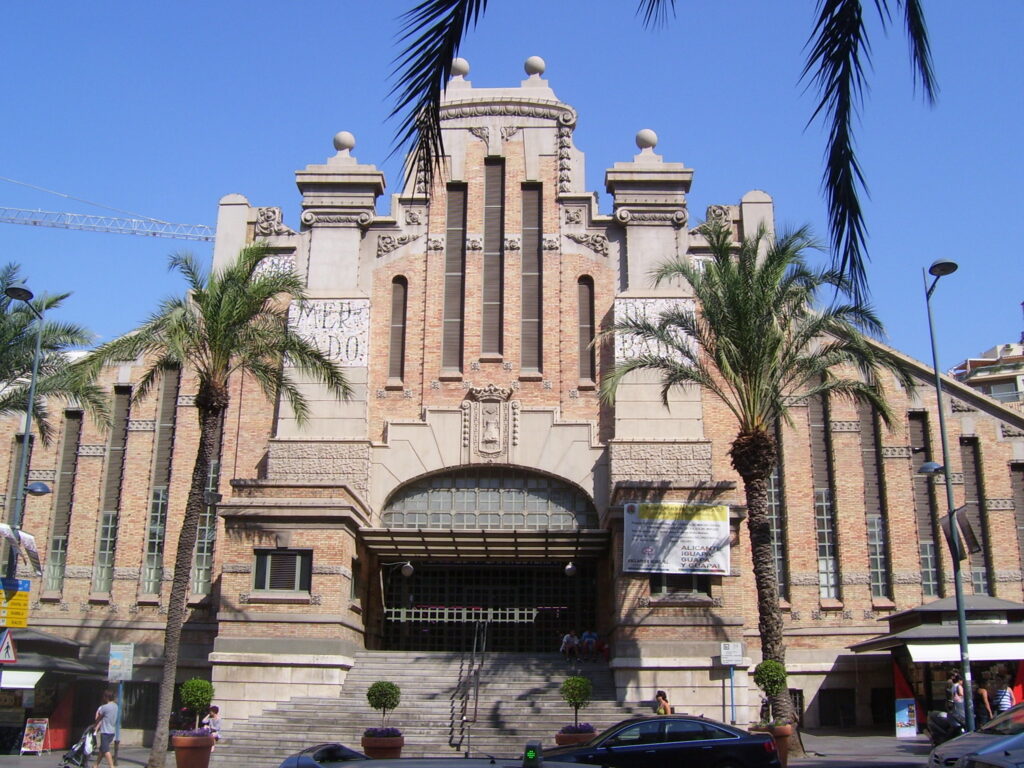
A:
461;385;520;463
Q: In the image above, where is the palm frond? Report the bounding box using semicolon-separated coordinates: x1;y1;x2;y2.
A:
390;0;488;193
636;0;675;29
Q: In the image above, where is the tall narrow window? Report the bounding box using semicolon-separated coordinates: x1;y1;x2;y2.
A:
44;411;83;592
767;423;789;601
859;402;892;600
389;277;408;383
93;386;131;593
960;437;993;595
191;459;220;595
909;412;941;596
1013;464;1024;575
254;550;312;592
809;393;840;600
521;185;543;371
142;369;179;594
577;277;595;382
482;160;505;356
442;185;467;372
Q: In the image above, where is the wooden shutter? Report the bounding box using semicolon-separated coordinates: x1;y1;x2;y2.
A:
521;186;542;371
389;278;408;380
51;411;83;538
101;386;131;513
482;161;505;355
577;277;595;381
443;186;467;371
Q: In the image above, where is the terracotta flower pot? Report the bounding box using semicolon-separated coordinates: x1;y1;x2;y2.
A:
769;724;794;768
361;735;404;758
171;734;216;768
555;732;594;746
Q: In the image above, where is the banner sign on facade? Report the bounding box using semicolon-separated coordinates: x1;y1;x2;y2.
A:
623;502;730;574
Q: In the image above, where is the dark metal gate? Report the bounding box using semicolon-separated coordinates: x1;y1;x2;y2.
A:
381;560;596;652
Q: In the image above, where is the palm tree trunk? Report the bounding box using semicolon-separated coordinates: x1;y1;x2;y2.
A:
147;404;223;768
731;430;796;725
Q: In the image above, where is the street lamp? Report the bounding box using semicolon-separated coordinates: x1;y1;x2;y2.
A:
4;281;46;580
921;258;974;731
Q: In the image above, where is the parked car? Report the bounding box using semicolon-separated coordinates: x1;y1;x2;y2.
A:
542;715;782;768
277;742;593;768
279;742;366;768
929;703;1024;768
958;749;1024;768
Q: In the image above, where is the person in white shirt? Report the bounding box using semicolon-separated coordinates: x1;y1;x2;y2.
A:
92;690;118;768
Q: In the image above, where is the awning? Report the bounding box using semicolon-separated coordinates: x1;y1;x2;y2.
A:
360;527;609;560
907;642;1024;663
0;670;44;690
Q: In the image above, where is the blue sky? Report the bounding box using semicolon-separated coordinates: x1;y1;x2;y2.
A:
3;1;1021;371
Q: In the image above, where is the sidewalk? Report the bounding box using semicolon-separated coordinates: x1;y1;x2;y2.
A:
0;744;173;768
795;728;932;766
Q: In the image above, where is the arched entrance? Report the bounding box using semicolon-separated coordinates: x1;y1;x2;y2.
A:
366;467;608;652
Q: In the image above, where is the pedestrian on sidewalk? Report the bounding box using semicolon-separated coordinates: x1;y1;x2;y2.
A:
93;689;118;768
994;676;1016;714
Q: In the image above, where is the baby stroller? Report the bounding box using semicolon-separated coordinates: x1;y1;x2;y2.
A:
58;728;95;768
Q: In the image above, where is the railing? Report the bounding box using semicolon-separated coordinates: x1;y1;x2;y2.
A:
449;621;488;754
385;606;537;623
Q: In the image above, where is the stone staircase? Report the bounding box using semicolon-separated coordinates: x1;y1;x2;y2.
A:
211;651;645;768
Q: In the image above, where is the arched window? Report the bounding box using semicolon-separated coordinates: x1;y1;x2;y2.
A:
383;468;597;530
389;276;408;383
577;276;595;382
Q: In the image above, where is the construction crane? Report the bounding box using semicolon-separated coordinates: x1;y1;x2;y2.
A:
0;206;214;242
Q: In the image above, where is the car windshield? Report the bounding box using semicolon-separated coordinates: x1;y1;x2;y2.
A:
980;705;1024;736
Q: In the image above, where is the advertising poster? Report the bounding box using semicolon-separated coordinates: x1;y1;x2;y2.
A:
623;502;730;574
108;643;135;682
895;698;917;738
20;718;48;754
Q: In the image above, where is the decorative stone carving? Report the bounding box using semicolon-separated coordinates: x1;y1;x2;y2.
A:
300;211;374;227
557;124;574;193
403;389;414;399
427;237;445;252
706;205;730;224
790;573;821;586
986;499;1014;511
613;298;696;365
377;233;421;257
78;445;106;457
782;395;808;407
500;125;520;141
414;160;429;197
565;232;608;257
466;237;483;251
223;563;252;573
614;209;688;227
312;565;345;575
504;237;521;251
440;102;577;126
881;446;913;458
255;206;293;236
569;390;579;399
893;570;923;584
564;208;583;225
430;380;440;390
462;385;516;462
951;400;976;413
502;362;513;371
127;420;156;432
609;441;713;487
177;395;197;407
468;126;490;143
310;594;323;605
288;299;370;367
253;254;296;278
1002;424;1024;438
404;209;424;225
470;362;480;372
863;610;876;620
841;572;870;585
542;380;552;390
114;567;140;580
28;469;56;482
543;236;559;250
830;421;860;432
238;593;250;604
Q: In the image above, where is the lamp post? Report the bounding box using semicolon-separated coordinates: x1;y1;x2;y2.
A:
4;281;45;581
922;258;974;732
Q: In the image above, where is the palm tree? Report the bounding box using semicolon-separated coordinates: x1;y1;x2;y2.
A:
599;220;912;723
75;245;352;768
0;263;107;443
390;0;935;302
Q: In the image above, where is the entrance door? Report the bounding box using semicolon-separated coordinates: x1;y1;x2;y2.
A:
381;561;596;652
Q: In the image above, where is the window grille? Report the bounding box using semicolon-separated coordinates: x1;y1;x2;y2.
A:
649;572;710;597
766;466;789;601
815;488;839;599
141;488;168;593
93;386;130;593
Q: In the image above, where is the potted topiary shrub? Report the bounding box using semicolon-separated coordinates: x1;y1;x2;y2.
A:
753;660;793;767
556;676;595;745
362;681;403;758
170;678;216;768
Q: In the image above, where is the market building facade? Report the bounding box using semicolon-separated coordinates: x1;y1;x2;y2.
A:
4;58;1024;743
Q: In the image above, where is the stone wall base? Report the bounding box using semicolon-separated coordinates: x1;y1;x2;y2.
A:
209;651;355;727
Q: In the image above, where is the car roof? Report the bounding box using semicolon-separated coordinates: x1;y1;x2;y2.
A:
344;761;590;768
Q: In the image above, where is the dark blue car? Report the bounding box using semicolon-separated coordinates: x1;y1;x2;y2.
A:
543;715;782;768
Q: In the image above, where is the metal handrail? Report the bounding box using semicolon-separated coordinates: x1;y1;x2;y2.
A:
450;621;488;755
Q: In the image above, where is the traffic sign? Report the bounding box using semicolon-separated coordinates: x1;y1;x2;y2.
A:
0;629;17;663
0;581;29;629
720;642;744;666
